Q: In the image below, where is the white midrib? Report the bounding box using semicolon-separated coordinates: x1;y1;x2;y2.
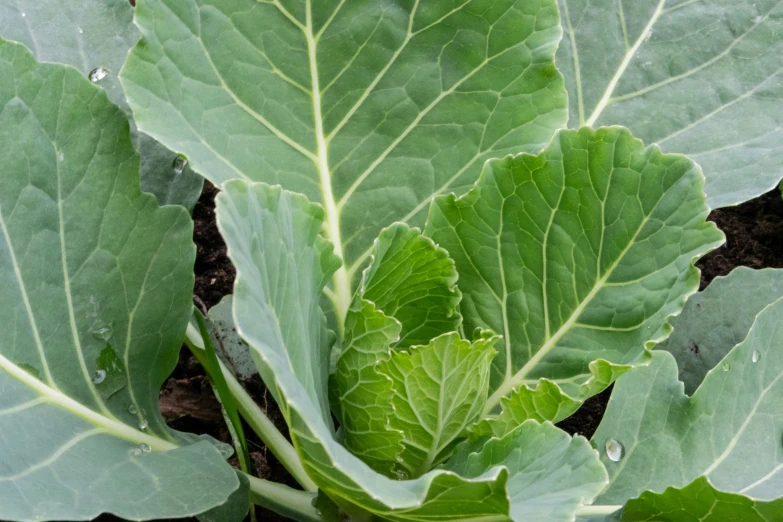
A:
584;0;666;127
305;1;351;325
0;352;175;452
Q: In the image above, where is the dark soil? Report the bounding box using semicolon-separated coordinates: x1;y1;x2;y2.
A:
104;186;782;522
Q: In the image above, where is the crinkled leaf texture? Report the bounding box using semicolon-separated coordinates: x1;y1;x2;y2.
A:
331;222;486;478
216;180;608;521
557;0;783;208
120;0;568;321
0;40;237;521
425;126;724;432
0;0;203;209
658;267;783;394
593;298;783;506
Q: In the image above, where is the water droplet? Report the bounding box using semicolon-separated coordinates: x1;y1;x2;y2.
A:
131;443;151;456
754;15;763;23
88;66;109;83
77;27;84;34
58;151;64;162
91;323;113;341
128;403;138;415
21;12;26;17
722;361;731;371
139;418;149;430
644;30;653;41
394;469;409;480
93;369;107;384
172;154;188;174
752;350;761;363
605;438;624;462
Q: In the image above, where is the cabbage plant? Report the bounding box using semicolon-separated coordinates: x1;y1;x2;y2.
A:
0;0;782;521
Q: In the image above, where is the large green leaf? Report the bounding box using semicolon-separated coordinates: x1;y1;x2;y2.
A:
592;298;783;505
425;126;724;427
0;0;203;209
557;0;783;208
658;267;783;394
120;0;568;320
216;180;608;521
0;39;237;520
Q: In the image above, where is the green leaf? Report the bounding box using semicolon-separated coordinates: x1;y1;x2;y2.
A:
382;332;498;478
217;180;606;521
0;0;203;209
0;39;237;520
618;477;783;522
592;298;783;505
330;299;403;476
207;295;257;381
557;0;783;208
120;0;568;320
446;420;608;521
658;267;783;394
359;223;462;349
425;126;724;424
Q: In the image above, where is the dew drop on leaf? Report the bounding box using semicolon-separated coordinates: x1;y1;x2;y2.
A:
722;361;731;371
605;438;624;462
394;469;409;480
88;66;109;83
139;418;149;431
128;403;138;415
77;27;84;34
93;369;107;384
139;443;151;453
752;350;761;363
172;154;188;174
91;323;113;341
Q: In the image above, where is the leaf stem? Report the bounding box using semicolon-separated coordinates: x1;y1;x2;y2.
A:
185;324;318;492
244;472;323;522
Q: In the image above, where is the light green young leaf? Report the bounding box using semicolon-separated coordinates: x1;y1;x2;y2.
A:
446;420;608;521
426;126;724;424
471;359;627;440
0;39;237;521
329;299;403;476
383;333;498;478
658;267;783;394
593;298;783;505
217;180;606;521
618;476;783;522
120;0;568;320
359;223;462;349
0;0;203;209
330;223;465;476
557;0;783;208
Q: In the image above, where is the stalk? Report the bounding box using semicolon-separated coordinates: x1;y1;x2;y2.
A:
185;323;318;491
245;473;322;522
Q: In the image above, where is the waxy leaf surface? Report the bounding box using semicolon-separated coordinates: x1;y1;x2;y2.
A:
217;180;608;522
658;267;783;394
121;0;568;319
593;298;783;504
0;40;237;521
425;126;724;425
0;0;203;209
557;0;783;207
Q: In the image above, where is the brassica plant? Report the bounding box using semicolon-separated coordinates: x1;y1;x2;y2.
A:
0;0;781;521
